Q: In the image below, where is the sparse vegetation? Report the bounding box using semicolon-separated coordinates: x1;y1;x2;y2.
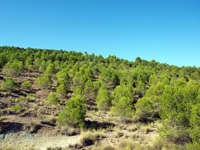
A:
2;77;17;92
80;130;104;146
57;96;87;127
0;46;200;149
11;105;22;113
46;92;60;105
35;74;53;89
56;84;68;98
21;81;32;91
96;86;111;111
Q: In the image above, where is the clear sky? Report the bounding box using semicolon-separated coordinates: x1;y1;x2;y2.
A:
0;0;200;67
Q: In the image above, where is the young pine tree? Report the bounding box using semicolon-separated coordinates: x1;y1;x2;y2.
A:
21;81;32;91
57;95;87;127
57;84;67;98
111;96;134;121
96;87;111;111
83;79;95;100
46;92;60;105
2;77;17;92
35;74;53;89
135;97;154;122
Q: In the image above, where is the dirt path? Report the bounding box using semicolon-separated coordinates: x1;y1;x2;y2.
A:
0;131;80;150
0;116;81;150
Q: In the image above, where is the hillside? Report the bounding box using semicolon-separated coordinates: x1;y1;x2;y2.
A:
0;46;199;150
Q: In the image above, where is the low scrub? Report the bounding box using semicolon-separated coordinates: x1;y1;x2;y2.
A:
11;105;22;113
80;130;104;146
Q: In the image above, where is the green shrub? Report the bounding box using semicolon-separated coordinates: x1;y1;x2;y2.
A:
160;81;200;145
4;60;23;76
71;86;83;97
56;69;70;86
11;105;22;113
83;79;95;100
2;77;17;92
186;104;200;149
57;84;67;97
112;85;134;106
57;95;87;127
45;64;55;75
21;81;32;91
135;80;146;97
46;92;60;105
111;96;134;121
96;87;111;111
35;74;53;89
135;97;154;122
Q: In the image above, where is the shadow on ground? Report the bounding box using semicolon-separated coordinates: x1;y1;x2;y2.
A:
85;120;115;130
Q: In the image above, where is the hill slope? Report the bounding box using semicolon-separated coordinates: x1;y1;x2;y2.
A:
0;46;199;150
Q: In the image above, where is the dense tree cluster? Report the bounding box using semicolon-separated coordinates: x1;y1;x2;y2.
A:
0;46;200;148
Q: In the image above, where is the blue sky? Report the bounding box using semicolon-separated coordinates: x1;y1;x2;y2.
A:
0;0;200;67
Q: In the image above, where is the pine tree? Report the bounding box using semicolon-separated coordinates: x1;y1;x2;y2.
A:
2;77;17;92
57;95;87;127
35;74;53;89
83;79;95;100
46;92;60;105
57;84;67;98
111;97;134;121
96;87;111;111
21;81;32;91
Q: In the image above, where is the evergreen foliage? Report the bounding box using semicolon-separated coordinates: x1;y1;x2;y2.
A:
21;81;32;91
35;74;53;89
83;79;95;100
57;84;67;97
135;97;154;122
2;77;17;92
0;46;200;147
56;69;70;86
96;87;111;111
57;95;87;127
46;92;60;105
72;86;83;97
111;97;134;120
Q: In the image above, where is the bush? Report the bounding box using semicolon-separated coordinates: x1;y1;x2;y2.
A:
56;69;70;86
45;64;55;75
186;104;200;149
57;95;87;127
135;80;146;97
71;86;83;97
112;85;134;106
83;79;95;100
2;77;17;92
46;92;60;105
21;81;32;91
57;84;67;97
135;97;154;122
111;97;134;121
60;126;77;136
11;105;22;113
4;60;23;76
160;81;200;145
96;87;111;111
80;131;103;146
35;74;53;89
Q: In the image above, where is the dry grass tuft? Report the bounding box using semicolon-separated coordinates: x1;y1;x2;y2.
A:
127;124;138;132
24;119;41;133
80;130;104;146
60;126;78;136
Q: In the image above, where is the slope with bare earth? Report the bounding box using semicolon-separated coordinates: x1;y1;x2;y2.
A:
0;70;162;150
